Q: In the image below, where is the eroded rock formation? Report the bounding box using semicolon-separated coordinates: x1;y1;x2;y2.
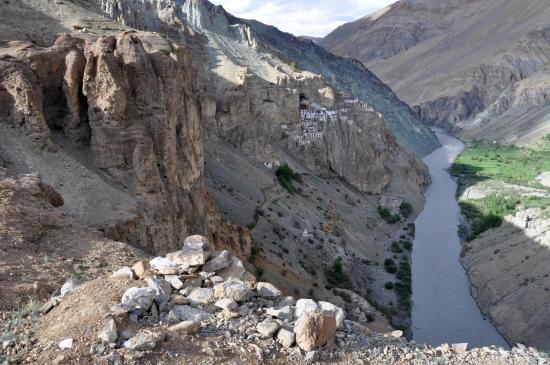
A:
0;31;251;256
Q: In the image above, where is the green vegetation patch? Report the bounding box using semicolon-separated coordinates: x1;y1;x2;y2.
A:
276;164;302;194
326;257;352;289
452;136;550;240
378;206;401;224
399;202;413;218
451;138;550;188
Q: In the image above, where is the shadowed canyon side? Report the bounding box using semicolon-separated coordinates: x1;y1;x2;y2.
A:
321;0;550;144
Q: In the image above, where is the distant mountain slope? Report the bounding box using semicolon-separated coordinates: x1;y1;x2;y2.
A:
321;0;550;143
179;0;438;157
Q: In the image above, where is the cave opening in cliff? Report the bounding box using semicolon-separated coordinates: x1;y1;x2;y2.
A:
42;85;68;132
77;82;91;147
0;87;15;121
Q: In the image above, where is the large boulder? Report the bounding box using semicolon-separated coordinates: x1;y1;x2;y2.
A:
202;250;232;273
294;310;336;352
187;288;214;305
121;287;156;310
214;279;251;302
146;277;172;304
216;256;256;283
318;301;345;328
256;282;282;298
170;235;210;267
150;257;179;275
295;299;318;318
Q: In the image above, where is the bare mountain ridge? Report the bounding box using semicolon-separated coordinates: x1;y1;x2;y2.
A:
321;0;550;143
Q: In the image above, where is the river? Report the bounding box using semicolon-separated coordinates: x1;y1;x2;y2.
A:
411;129;509;348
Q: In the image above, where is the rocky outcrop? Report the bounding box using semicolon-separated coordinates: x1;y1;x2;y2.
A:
0;32;207;255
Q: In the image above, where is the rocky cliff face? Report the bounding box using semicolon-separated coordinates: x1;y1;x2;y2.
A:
0;29;251;257
321;0;550;143
0;32;205;254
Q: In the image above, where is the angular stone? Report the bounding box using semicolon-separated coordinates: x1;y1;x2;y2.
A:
146;277;172;304
132;260;150;279
60;279;81;297
318;301;345;328
217;256;256;283
215;298;238;311
256;282;282;298
164;275;184;290
214;279;251;302
150;257;179;275
58;338;73;349
171;235;210;266
295;299;318;318
168;320;199;336
171;305;212;322
305;350;318;363
97;318;117;343
111;267;134;279
256;318;280;338
266;305;293;321
202;250;232;273
121;287;156;310
295;310;336;352
277;296;296;308
123;330;164;351
277;328;295;348
391;330;403;338
187;287;214;305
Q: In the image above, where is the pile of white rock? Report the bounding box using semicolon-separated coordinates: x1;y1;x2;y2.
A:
96;235;346;358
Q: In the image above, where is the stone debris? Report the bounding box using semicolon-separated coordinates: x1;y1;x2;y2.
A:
30;235;547;364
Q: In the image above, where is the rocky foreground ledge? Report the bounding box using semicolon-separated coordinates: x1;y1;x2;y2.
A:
2;235;547;364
